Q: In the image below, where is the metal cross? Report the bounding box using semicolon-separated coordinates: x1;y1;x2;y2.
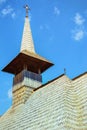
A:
64;68;66;75
24;5;30;17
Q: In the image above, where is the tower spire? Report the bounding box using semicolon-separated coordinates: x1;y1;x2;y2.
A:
20;4;35;53
2;5;53;107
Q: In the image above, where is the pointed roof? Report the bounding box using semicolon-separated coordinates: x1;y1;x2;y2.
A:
20;16;35;53
2;5;53;75
2;51;53;75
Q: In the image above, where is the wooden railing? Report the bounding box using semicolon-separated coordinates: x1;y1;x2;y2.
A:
13;70;42;86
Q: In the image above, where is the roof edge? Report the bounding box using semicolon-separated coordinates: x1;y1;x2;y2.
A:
72;72;87;80
2;52;54;75
34;73;65;91
34;71;87;91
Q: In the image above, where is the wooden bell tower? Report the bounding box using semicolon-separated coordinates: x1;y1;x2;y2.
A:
2;5;53;107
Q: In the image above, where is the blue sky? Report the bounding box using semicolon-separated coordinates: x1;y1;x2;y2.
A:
0;0;87;115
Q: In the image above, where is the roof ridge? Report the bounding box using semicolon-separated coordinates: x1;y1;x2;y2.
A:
72;71;87;80
34;73;66;91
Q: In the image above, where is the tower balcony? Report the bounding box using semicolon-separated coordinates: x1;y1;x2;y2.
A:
13;69;42;87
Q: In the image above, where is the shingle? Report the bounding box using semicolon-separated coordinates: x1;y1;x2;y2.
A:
0;74;87;130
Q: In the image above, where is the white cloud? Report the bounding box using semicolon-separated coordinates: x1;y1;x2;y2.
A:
71;12;86;41
8;88;12;99
1;6;13;15
1;5;16;19
54;6;60;15
0;0;6;4
40;24;49;30
74;13;85;25
72;29;86;41
11;12;16;19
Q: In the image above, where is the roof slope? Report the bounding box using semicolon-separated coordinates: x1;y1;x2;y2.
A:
0;74;87;130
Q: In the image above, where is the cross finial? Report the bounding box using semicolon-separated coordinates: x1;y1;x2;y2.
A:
64;68;66;75
24;5;30;17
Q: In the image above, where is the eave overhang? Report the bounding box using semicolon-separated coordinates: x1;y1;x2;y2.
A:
2;51;54;75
